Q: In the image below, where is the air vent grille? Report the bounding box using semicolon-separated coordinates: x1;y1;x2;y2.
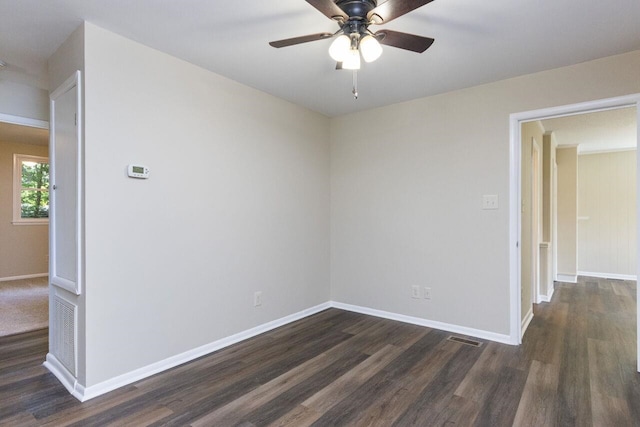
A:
52;295;77;376
447;336;482;347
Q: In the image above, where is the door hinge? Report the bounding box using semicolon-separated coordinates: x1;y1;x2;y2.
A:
74;113;77;126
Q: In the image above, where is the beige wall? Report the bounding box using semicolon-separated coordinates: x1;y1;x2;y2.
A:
542;133;557;244
555;147;578;279
331;49;640;336
541;132;557;295
520;121;544;320
578;150;637;277
0;140;49;279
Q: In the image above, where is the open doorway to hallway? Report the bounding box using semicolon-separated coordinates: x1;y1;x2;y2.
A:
0;120;50;337
520;106;637;341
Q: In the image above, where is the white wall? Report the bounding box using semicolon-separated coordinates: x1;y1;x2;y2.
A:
331;50;640;336
82;23;330;386
578;150;637;277
0;80;49;122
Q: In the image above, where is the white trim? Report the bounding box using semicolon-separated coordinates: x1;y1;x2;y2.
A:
636;103;640;373
0;273;48;282
0;113;49;129
578;271;638;281
331;301;515;345
57;302;331;402
49;70;83;296
521;307;534;339
43;353;83;401
509;93;640;351
538;284;555;303
579;147;637;155
556;274;578;283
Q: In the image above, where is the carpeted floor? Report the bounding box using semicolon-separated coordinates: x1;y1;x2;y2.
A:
0;276;48;337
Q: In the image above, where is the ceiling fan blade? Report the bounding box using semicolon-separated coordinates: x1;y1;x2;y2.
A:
269;32;334;48
368;0;435;24
305;0;349;21
375;30;434;53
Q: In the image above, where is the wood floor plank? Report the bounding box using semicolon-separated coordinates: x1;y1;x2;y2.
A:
309;330;450;426
588;338;633;426
390;344;483;426
190;347;365;426
555;282;593;427
266;405;322;427
302;344;403;413
512;360;560;426
351;340;463;427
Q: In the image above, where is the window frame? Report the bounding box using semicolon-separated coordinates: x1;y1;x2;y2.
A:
13;153;50;225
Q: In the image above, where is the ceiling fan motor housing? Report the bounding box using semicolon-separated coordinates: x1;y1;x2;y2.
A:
335;0;377;21
335;0;378;38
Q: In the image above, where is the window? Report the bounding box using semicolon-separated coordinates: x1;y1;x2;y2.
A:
13;154;50;224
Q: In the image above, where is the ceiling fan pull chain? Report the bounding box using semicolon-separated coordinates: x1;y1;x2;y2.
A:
352;70;358;99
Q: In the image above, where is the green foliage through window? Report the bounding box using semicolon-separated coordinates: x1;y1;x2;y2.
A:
20;161;49;219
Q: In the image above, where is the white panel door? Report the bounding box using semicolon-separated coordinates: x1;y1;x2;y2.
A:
50;72;82;295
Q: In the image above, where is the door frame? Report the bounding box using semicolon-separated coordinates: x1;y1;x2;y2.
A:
0;113;48;130
531;138;541;305
509;94;640;372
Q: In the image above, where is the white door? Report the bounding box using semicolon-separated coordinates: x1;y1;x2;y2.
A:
50;72;82;295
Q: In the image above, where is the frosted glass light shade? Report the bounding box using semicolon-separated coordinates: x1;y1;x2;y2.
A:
329;35;351;62
342;49;361;70
360;35;383;62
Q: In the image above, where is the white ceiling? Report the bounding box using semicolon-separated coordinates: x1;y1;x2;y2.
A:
541;107;637;154
1;0;640;116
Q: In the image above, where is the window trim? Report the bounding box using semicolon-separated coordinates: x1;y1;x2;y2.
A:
13;153;50;225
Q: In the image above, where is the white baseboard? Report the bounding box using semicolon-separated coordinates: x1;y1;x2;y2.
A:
330;301;515;345
557;274;577;283
521;307;534;339
578;271;637;281
43;353;84;401
61;302;331;402
538;285;555;303
0;273;48;282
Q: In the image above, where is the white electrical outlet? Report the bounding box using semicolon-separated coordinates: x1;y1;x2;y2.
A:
482;195;499;210
411;285;420;299
424;287;432;300
254;291;262;307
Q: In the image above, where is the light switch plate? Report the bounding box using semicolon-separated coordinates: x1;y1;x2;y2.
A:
482;195;499;210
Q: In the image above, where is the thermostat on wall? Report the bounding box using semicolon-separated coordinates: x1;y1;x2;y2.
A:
127;164;150;179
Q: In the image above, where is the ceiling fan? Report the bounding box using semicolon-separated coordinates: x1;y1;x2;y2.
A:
269;0;436;74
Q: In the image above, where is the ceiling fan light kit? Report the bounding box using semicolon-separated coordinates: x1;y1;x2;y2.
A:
269;0;435;98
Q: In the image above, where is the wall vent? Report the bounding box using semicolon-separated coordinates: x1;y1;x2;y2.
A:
52;295;77;376
447;336;482;347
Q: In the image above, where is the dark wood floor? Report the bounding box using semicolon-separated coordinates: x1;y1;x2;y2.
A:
1;277;638;426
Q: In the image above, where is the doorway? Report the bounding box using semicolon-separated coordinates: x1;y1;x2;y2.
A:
509;94;640;373
0;115;50;336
